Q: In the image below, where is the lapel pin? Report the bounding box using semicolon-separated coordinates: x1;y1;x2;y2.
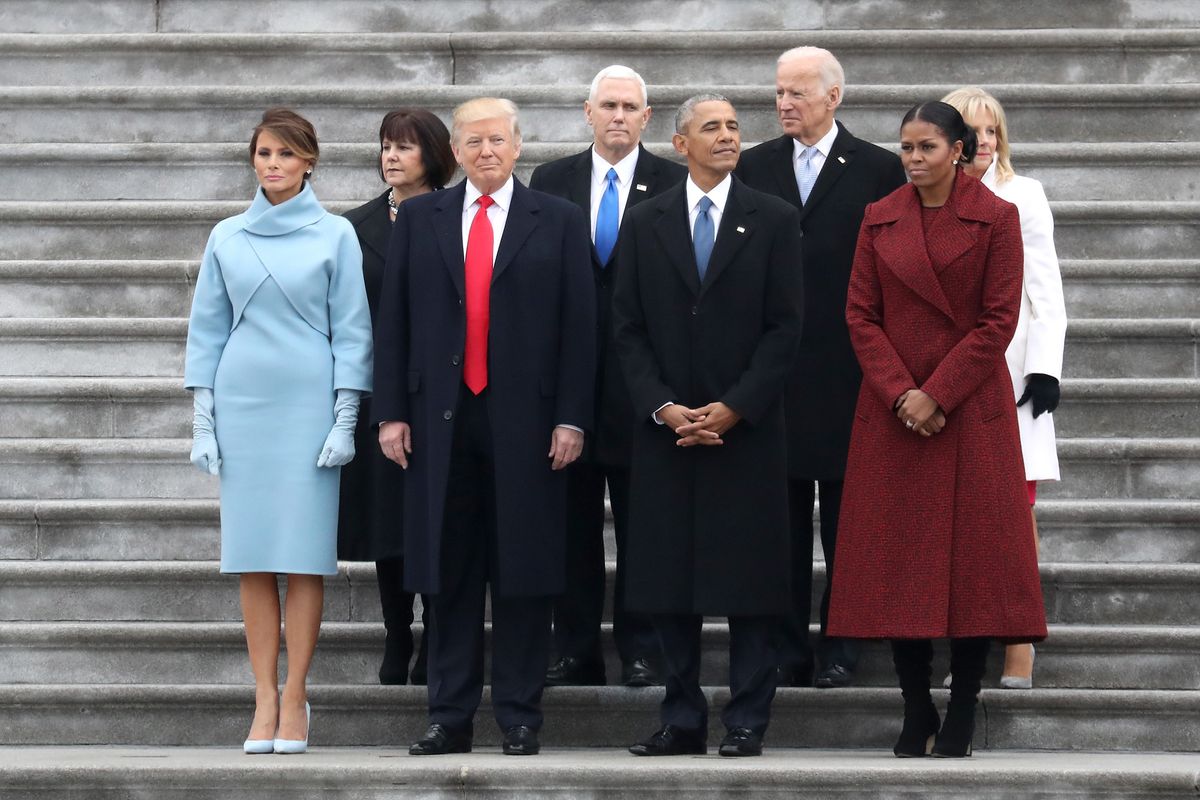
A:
636;183;648;192
736;226;746;234
837;156;846;164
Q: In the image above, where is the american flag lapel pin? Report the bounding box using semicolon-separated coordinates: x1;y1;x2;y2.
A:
837;156;846;164
736;226;746;234
636;183;648;192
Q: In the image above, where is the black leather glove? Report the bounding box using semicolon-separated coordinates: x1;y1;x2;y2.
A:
1016;373;1060;418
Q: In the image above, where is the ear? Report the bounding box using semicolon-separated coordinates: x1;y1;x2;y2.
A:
672;132;688;157
641;105;653;128
583;100;594;127
827;84;842;109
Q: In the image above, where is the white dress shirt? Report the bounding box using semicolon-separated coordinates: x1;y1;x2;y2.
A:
589;146;639;241
461;174;514;261
792;120;839;187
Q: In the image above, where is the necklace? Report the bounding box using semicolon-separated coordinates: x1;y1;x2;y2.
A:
387;193;400;216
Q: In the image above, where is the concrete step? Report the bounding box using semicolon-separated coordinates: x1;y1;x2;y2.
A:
1062;260;1200;319
3;620;1197;691
1047;438;1200;501
1056;379;1200;438
1;560;1196;626
0;318;185;377
4;142;1194;202
2;748;1197;800
0;260;196;318
3;30;1198;87
0;378;186;437
3;497;1195;565
1;84;1196;144
0;439;208;500
7;0;1195;33
1060;319;1199;379
4;200;1197;263
1;683;1197;751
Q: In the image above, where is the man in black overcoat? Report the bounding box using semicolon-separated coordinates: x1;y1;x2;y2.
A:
736;47;906;689
613;94;803;757
373;97;595;756
529;65;686;689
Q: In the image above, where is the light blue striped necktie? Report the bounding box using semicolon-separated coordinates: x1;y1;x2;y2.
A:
594;167;619;265
693;196;715;282
796;145;818;204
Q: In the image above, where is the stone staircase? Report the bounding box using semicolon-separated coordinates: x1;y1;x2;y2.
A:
1;1;1199;797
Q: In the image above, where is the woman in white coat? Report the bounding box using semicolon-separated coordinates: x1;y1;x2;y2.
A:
943;87;1067;689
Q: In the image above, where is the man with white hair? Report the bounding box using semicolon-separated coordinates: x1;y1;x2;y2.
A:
374;97;596;756
736;46;906;690
530;65;686;689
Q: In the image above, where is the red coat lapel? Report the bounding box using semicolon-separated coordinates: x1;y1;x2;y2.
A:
872;183;956;322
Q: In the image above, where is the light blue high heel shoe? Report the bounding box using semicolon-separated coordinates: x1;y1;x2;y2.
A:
273;702;311;754
243;736;274;755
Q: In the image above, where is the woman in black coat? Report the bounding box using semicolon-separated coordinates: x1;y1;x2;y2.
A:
338;108;456;684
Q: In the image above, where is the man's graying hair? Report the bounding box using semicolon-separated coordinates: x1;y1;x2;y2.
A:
674;93;731;134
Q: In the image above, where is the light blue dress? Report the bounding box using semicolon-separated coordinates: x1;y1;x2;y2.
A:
184;184;372;575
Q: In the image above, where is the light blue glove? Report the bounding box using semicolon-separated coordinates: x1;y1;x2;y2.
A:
189;387;221;476
317;388;360;468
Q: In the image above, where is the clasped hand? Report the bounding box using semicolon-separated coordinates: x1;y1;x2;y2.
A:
895;389;946;437
661;402;741;447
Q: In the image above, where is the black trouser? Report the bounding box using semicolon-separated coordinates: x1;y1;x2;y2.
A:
426;387;552;732
653;614;778;735
374;557;428;678
778;478;860;671
554;462;656;669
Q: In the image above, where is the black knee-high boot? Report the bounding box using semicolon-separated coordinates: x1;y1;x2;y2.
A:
934;637;990;757
891;639;939;757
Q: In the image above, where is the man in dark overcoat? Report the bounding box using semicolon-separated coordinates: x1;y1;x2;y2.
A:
529;65;687;688
613;94;803;758
735;46;907;689
373;97;595;756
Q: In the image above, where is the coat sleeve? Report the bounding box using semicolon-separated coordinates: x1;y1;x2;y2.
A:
845;212;918;409
720;208;804;425
612;212;675;420
183;228;234;391
553;204;597;430
371;200;411;425
328;222;373;393
921;202;1024;414
1014;178;1067;380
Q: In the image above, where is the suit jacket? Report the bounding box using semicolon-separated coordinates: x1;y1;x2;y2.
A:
612;176;803;616
529;144;687;466
737;122;907;480
372;178;596;596
828;170;1046;642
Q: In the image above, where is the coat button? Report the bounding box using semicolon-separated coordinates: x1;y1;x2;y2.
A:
451;354;461;366
691;306;698;315
458;299;464;307
443;410;453;421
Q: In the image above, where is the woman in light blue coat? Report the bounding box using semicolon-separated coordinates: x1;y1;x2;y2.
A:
184;108;372;754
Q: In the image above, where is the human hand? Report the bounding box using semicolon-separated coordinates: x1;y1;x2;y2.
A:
317;428;355;467
548;426;584;470
673;401;741;446
914;408;947;437
190;433;221;476
1018;373;1060;418
379;421;412;468
190;387;220;475
896;389;940;436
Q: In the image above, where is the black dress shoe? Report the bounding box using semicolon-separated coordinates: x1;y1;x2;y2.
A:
628;724;707;756
409;723;472;755
776;661;814;688
501;725;540;755
815;664;855;689
621;657;662;687
718;727;763;757
544;655;606;687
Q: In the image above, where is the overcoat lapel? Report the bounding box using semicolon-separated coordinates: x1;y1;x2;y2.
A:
356;193;392;264
875;186;956;322
493;180;539;283
699;180;755;295
652;184;701;296
768;136;803;209
798;123;855;222
566;150;591;212
432;182;467;300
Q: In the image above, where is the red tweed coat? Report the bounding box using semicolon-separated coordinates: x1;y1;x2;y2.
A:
828;170;1047;642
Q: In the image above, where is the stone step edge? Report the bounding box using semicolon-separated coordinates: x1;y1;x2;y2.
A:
1061;259;1200;278
0;559;1196;584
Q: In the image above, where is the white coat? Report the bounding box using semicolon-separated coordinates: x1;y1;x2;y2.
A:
982;160;1067;482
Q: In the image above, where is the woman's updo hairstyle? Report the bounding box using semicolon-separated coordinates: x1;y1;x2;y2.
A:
900;101;978;166
250;108;320;179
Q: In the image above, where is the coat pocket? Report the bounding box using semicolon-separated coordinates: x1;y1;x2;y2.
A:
407;371;421;394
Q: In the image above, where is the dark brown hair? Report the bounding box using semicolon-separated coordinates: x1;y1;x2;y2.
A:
378;108;456;189
250;108;319;177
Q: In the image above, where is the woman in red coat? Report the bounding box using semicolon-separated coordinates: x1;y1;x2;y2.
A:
827;102;1047;758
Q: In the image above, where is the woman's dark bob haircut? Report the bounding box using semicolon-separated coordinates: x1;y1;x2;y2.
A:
900;101;978;166
378;108;456;189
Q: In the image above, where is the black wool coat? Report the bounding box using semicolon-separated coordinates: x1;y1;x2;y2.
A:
372;178;596;597
612;177;804;616
736;122;906;480
529;145;687;467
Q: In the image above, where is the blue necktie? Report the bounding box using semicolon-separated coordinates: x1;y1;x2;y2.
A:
594;167;619;265
796;145;817;204
693;196;714;282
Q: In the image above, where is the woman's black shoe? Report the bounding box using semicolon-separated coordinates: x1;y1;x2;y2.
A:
893;700;940;758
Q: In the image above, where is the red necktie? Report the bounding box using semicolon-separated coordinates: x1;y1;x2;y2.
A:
463;194;494;394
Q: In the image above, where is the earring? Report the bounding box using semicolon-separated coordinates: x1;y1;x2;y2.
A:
953;159;958;165
305;170;312;176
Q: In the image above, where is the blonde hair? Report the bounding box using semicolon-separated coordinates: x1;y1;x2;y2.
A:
941;87;1014;184
451;97;521;144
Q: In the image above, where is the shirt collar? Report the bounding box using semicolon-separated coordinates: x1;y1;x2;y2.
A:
981;158;999;190
792;120;839;161
464;174;515;212
685;172;733;214
591;145;640;186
